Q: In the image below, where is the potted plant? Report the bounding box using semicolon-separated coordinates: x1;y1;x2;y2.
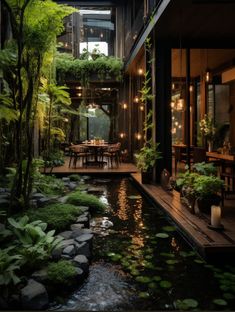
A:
135;140;162;184
199;114;216;152
175;162;224;214
193;175;224;213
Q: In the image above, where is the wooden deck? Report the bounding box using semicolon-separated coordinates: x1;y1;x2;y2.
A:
44;158;138;175
131;173;235;260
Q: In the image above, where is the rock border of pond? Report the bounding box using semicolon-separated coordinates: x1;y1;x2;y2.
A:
0;175;95;310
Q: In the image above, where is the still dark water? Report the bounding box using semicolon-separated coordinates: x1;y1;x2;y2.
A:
57;177;235;311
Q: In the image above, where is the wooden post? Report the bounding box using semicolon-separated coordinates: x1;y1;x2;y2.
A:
185;48;191;168
154;41;172;182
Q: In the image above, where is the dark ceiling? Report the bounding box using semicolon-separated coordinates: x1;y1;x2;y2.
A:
156;0;235;48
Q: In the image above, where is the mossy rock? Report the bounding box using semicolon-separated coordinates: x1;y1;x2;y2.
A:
47;260;77;286
66;191;106;213
68;174;81;181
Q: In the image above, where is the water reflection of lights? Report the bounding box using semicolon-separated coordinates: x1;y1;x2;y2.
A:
171;237;180;251
115;179;129;220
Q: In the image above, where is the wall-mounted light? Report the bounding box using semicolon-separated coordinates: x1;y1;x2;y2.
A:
134;96;139;103
138;68;144;75
123;103;128;109
205;69;210;83
77;92;82;97
172;83;175;90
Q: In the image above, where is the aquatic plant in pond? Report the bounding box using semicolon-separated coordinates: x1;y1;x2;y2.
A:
52;177;235;311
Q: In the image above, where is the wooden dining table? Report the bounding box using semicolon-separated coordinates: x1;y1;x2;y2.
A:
82;142;109;166
206;151;235;161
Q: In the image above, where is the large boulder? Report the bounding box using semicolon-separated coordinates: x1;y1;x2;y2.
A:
21;279;48;310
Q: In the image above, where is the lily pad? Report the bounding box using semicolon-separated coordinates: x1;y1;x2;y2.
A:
160;252;175;258
183;299;199;308
160;280;172;289
136;276;151;284
156;233;169;239
152;276;162;282
162;226;176;232
148;282;158;289
174;299;199;310
166;259;179;265
213;299;228;306
194;259;205;264
127;195;142;199
138;292;150;299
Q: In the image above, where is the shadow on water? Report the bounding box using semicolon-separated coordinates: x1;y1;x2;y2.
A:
54;177;235;311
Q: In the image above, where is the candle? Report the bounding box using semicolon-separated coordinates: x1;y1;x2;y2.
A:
211;205;221;227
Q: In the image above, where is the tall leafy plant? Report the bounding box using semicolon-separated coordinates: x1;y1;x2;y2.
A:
1;0;76;210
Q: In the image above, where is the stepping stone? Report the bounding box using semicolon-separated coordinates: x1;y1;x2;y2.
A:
21;279;48;310
70;224;84;231
58;195;69;204
73;255;89;272
75;267;84;277
75;233;93;244
60;239;75;248
63;245;76;257
59;231;72;239
71;229;84;238
75;242;91;259
87;187;105;193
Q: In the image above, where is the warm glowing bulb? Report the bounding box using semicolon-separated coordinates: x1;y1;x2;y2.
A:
120;133;125;138
178;124;182;129
76;86;82;90
140;105;144;111
175;121;179;126
177;98;184;111
136;133;142;140
171;128;176;134
77;93;82;97
123;103;128;109
64;118;69;122
171;101;175;109
189;85;193;92
206;71;210;82
138;68;143;75
134;96;139;103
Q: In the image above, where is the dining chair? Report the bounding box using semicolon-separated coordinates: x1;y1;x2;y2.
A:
68;145;92;168
103;143;121;167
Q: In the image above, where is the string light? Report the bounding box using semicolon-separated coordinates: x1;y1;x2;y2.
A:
120;133;125;138
140;105;144;111
134;96;139;103
136;133;142;140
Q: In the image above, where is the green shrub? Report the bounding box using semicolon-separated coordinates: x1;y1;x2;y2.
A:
27;203;82;232
33;172;65;195
8;216;63;270
68;174;81;181
47;260;77;286
66;191;106;213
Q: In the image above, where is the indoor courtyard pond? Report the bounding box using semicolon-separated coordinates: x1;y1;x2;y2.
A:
52;176;235;311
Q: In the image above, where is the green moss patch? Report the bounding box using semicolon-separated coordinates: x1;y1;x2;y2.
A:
27;203;82;232
47;260;77;286
66;191;106;213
